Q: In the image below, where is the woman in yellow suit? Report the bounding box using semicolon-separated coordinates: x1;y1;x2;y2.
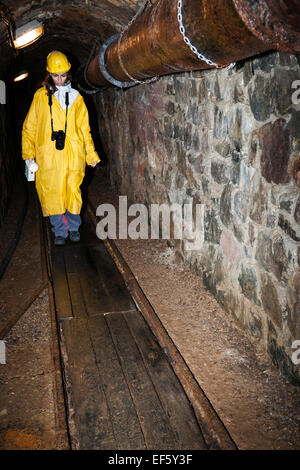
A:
22;51;100;245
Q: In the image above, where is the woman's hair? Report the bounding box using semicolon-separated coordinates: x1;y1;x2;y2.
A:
42;72;72;94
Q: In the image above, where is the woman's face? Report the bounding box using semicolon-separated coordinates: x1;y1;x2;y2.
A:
51;72;68;87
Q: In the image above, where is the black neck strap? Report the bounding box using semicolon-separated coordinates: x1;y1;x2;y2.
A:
48;90;69;135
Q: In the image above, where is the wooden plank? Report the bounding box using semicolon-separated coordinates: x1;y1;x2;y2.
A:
88;245;136;313
105;312;178;449
48;281;70;449
90;243;131;287
124;311;207;449
63;247;78;273
51;249;73;321
74;246;135;316
79;211;99;246
64;250;87;320
67;273;87;320
88;315;146;450
125;278;236;449
61;317;117;449
72;247;106;316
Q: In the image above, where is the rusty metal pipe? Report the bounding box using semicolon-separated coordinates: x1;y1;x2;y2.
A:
83;0;300;89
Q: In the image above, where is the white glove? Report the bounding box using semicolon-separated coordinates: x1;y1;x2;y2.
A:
27;159;39;172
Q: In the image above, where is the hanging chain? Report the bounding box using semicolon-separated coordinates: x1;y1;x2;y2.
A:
88;39;101;67
177;0;235;71
87;0;235;93
79;39;102;94
117;1;159;86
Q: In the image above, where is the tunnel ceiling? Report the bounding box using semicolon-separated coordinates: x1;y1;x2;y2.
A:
1;1;300;86
0;0;144;80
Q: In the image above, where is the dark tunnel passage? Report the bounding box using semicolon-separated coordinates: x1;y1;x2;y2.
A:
0;0;300;452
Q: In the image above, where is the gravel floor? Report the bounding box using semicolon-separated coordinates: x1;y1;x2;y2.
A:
0;184;68;450
0;289;68;450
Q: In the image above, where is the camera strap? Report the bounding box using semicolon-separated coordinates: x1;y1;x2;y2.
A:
48;90;69;136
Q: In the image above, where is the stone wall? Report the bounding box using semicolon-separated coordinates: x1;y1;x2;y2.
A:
0;64;24;228
0;99;14;227
95;51;300;385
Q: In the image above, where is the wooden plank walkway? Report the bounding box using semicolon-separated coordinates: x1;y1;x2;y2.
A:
49;216;207;450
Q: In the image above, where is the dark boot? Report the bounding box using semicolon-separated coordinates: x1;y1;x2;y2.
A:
69;231;80;242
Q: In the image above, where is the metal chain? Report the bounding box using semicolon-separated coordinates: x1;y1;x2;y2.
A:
177;0;235;71
117;1;159;86
76;41;102;94
88;39;101;67
100;34;137;88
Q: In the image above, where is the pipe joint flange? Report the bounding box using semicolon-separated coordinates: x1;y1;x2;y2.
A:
99;34;136;88
84;63;101;92
76;64;100;95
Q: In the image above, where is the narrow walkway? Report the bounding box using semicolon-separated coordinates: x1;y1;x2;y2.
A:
2;174;299;449
49;215;208;450
87;172;300;450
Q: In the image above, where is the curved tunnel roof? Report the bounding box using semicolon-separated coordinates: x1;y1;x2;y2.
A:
0;0;142;80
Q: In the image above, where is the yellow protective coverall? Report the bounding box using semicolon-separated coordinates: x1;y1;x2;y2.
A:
22;87;100;216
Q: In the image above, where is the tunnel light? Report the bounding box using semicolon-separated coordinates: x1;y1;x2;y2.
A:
13;20;44;49
13;69;29;82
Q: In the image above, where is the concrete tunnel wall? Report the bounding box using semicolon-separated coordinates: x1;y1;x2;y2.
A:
95;51;300;385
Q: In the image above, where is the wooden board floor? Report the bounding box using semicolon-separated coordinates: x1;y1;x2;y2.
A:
49;215;207;450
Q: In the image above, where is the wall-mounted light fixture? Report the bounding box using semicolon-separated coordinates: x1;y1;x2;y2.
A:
13;19;44;49
13;69;29;82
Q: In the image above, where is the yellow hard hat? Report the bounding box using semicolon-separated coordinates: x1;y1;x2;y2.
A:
46;51;71;73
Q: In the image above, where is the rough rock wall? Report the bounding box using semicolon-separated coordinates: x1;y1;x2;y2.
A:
0;98;14;227
96;51;300;385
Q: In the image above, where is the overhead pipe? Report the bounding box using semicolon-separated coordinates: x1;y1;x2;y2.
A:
78;0;300;91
